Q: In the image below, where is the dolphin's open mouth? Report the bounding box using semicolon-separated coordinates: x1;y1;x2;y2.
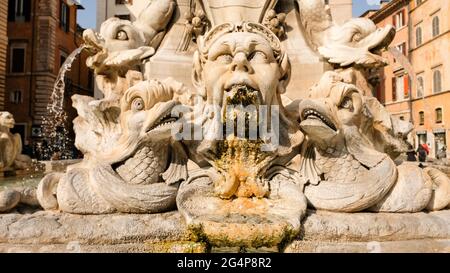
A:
301;108;337;131
147;108;178;132
367;26;396;55
145;101;179;133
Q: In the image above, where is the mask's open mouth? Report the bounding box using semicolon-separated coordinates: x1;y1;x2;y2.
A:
301;108;337;132
224;84;260;107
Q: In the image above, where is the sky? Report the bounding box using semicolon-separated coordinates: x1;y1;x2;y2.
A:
353;0;381;17
77;0;97;29
77;0;382;30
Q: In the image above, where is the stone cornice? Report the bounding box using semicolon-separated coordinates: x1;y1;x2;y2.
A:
370;0;410;23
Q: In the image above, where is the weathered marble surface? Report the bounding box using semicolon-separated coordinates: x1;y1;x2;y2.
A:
285;239;450;253
0;210;449;253
0;211;188;245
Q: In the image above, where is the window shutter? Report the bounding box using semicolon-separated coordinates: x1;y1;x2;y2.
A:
404;76;409;98
393;14;397;28
66;3;70;32
8;0;15;21
24;0;31;22
392;78;397;101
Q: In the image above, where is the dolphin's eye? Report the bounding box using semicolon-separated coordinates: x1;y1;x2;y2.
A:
340;96;353;110
131;98;145;111
116;30;129;41
352;33;362;42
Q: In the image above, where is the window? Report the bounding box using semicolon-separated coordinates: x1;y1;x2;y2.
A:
60;1;70;32
432;16;440;37
396;43;407;56
115;0;131;4
419;111;425;125
88;70;94;92
433;70;442;93
393;75;409;100
436;108;443;123
10;90;22;104
115;14;131;20
400;116;405;121
416;27;422;47
417;76;424;98
60;50;68;68
392;77;397;102
416;0;423;6
8;0;31;22
393;11;405;29
10;44;26;73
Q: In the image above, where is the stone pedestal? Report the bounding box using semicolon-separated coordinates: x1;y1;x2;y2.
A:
1;210;449;253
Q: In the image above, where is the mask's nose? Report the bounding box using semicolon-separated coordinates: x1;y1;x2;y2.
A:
230;52;254;74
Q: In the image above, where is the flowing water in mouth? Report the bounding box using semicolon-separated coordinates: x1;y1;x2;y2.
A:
213;85;270;198
37;46;86;160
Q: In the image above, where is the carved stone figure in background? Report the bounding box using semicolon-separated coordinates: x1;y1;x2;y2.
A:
0;112;32;172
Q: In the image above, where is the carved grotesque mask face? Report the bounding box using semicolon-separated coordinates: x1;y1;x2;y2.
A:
0;112;15;129
200;32;283;107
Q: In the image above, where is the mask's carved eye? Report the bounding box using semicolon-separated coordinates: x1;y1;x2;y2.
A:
340;96;353;110
249;51;268;64
131;97;145;111
216;54;233;64
116;30;129;40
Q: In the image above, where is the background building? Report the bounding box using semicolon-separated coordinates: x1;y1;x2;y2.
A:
5;0;94;155
0;2;8;110
365;0;450;159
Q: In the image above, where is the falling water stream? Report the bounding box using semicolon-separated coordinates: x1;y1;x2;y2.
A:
38;45;86;160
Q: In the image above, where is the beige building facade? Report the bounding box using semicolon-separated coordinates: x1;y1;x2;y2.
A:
366;0;450;159
409;0;450;159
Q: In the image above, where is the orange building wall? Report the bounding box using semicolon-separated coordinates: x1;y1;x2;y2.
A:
5;0;93;146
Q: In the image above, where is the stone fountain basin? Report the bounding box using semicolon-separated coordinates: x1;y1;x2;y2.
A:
0;159;81;191
0;209;449;253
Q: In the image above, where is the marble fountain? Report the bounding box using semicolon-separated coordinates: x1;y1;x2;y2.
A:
0;0;449;253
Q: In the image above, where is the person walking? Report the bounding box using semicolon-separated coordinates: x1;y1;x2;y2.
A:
417;144;427;164
406;144;417;162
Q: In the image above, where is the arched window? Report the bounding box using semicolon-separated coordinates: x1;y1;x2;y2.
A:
435;108;443;124
416;27;422;46
433;70;442;93
417;76;424;98
432;16;440;37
